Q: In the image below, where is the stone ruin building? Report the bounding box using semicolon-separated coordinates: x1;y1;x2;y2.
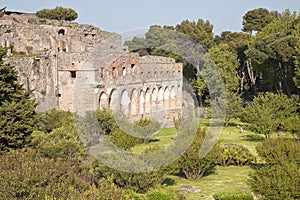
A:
0;11;183;125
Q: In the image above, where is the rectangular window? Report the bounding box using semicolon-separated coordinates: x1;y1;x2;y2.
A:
70;71;76;78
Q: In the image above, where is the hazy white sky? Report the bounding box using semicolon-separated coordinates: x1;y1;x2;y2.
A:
1;0;299;35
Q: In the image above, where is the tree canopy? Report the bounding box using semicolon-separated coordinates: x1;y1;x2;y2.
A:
36;6;78;21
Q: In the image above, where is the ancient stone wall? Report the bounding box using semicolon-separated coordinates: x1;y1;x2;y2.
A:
0;12;183;125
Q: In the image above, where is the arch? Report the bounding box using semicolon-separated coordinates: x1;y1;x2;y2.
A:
164;87;170;110
99;92;108;110
139;91;145;115
176;84;182;108
170;86;176;109
157;87;164;105
151;88;158;106
121;90;130;116
109;89;118;110
131;89;139;116
58;29;65;36
145;88;151;114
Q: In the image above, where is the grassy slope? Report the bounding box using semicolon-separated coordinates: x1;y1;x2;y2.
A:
131;118;262;199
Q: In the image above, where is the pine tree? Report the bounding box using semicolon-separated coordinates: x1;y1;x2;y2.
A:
0;47;37;152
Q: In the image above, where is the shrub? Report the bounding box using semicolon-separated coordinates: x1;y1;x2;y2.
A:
36;6;78;21
213;192;253;200
242;92;298;138
0;149;126;199
146;189;178;200
91;160;169;193
218;144;255;166
39;109;74;133
30;126;86;165
176;127;221;179
249;138;300;199
109;128;142;150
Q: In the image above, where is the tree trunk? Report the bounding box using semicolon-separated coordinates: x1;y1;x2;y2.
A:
278;62;291;98
246;61;257;95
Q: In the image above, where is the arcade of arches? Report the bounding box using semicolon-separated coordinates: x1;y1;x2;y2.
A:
99;85;181;120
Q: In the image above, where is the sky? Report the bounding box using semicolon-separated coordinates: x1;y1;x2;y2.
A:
1;0;300;36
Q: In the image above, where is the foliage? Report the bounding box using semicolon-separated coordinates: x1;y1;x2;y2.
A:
0;149;126;200
146;189;178;200
225;92;243;126
293;22;300;88
176;127;220;179
95;108;117;134
91;161;166;193
213;192;254;200
217;144;255;167
249;138;300;199
36;6;78;21
0;47;37;152
109;128;142;150
246;10;300;96
176;19;214;50
30;126;87;165
242;92;298;138
208;44;239;93
282;116;300;138
39;109;74;133
242;8;278;34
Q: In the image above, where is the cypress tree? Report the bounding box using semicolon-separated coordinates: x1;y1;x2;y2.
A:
0;47;37;152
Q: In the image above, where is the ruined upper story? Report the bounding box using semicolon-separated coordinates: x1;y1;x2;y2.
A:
0;11;122;56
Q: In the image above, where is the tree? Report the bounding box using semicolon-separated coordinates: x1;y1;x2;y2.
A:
242;92;298;138
36;6;78;21
0;47;37;152
208;43;239;93
215;31;253;94
242;8;278;34
246;10;300;96
176;127;220;179
249;138;300;199
176;19;214;50
293;22;300;88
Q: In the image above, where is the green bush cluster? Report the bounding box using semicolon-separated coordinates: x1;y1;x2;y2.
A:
0;149;127;200
213;192;254;200
218;144;255;167
249;138;300;199
36;6;78;21
176;127;220;179
146;189;178;200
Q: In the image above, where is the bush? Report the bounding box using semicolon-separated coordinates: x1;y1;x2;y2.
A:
36;6;78;21
213;192;253;200
30;126;86;165
92;160;166;193
176;127;221;179
109;128;142;150
249;138;300;199
217;144;255;167
0;149;126;199
146;189;178;200
39;109;74;133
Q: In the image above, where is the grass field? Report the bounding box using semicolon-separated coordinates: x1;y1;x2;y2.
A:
131;118;262;199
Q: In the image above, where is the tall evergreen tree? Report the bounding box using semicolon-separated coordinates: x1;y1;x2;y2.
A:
0;47;37;152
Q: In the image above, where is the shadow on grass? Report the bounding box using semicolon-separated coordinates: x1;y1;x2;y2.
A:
249;162;265;170
148;138;160;143
173;166;216;179
242;134;264;142
162;177;176;186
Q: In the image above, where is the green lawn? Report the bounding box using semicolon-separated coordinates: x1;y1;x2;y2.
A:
166;166;253;200
130;118;262;199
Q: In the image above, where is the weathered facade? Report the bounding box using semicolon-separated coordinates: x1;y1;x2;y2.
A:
0;12;183;124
